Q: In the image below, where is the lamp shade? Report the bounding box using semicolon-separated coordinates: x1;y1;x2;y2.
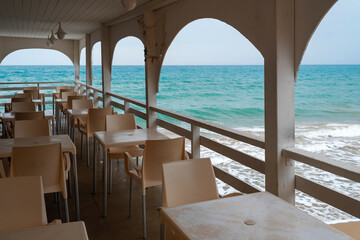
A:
121;0;136;11
49;31;56;44
56;22;67;40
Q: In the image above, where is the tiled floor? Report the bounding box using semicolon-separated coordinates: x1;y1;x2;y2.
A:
45;130;162;239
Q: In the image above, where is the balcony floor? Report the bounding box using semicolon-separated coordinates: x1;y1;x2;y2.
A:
45;129;161;240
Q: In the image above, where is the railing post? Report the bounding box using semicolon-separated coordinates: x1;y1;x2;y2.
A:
124;100;130;114
191;125;200;159
93;91;99;108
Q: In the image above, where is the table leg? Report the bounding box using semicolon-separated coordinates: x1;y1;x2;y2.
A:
103;150;108;217
52;119;55;135
56;102;59;134
72;117;75;141
71;152;80;221
93;138;97;194
52;95;55;115
67;114;70;135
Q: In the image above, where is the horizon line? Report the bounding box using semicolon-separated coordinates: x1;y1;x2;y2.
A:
1;64;360;66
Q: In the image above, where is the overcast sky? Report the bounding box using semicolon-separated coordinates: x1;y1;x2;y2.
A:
2;0;360;65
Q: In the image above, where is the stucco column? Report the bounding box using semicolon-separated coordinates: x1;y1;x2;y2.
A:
73;40;80;88
264;0;296;204
101;24;112;108
85;34;92;98
144;10;161;129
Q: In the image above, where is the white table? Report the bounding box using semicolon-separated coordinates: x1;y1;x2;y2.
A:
94;128;169;216
0;135;80;221
159;192;352;240
0;221;88;240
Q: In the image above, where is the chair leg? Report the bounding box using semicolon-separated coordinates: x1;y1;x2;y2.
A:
64;197;70;223
93;136;97;194
142;195;147;239
68;169;73;198
160;224;165;240
54;192;58;203
57;192;63;220
129;178;133;218
80;134;83;159
109;158;112;194
87;137;90;167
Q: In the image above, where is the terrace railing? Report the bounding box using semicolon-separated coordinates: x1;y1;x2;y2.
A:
0;81;74;111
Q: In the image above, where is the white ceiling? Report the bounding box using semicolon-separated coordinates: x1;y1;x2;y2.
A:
0;0;148;40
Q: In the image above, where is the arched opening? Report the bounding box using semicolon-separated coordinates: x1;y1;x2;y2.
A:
111;36;146;127
159;18;264;196
80;48;86;83
92;42;102;89
295;0;360;222
0;48;74;111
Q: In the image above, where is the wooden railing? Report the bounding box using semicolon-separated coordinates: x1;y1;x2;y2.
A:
0;81;74;109
76;81;360;219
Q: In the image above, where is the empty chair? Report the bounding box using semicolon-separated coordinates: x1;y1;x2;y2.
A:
11;143;70;222
72;99;93;110
14;119;50;138
24;89;40;100
54;86;73;99
162;158;219;208
77;107;113;166
11;97;32;102
105;114;144;193
67;95;86;110
15;111;45;120
0;176;48;232
11;102;36;112
331;221;360;240
23;86;38;90
124;137;188;239
14;93;32;99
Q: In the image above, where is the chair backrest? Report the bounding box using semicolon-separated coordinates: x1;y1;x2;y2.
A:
14;119;50;138
67;95;86;110
14;93;32;99
105;114;137;131
0;176;48;232
72;99;93;110
24;89;40;99
141;137;186;193
56;85;72;91
61;91;77;100
87;107;113;134
11;102;36;112
10;143;67;198
11;97;32;102
23;86;38;90
162;158;219;208
15;111;45;120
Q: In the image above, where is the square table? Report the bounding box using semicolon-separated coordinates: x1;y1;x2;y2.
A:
1;111;56;135
0;134;80;221
0;221;88;240
159;192;352;240
94;128;169;216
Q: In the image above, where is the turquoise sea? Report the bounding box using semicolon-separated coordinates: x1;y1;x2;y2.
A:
0;64;359;222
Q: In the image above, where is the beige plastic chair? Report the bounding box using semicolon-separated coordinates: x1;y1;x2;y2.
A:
162;158;219;208
54;86;73;99
67;95;86;110
11;102;36;112
77;107;114;166
10;143;70;222
11;97;32;102
23;86;38;90
124;137;188;239
0;176;48;232
24;89;40;100
14;119;50;138
14;93;32;99
72;99;93;110
105;114;144;193
15;111;45;120
331;221;360;239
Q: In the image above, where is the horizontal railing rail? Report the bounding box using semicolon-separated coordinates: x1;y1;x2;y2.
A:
283;147;360;218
